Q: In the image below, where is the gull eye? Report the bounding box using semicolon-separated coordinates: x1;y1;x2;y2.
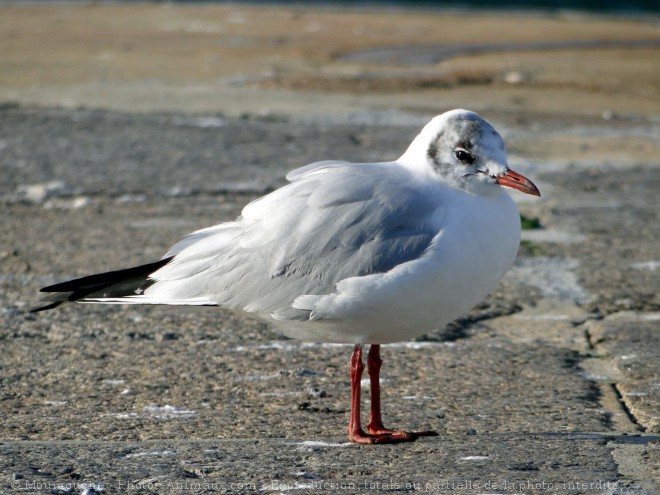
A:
454;149;475;165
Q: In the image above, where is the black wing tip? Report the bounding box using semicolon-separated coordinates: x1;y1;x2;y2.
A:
39;284;64;293
29;301;65;313
39;280;91;293
33;257;174;311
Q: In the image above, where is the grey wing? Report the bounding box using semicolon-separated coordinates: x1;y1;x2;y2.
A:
145;162;438;320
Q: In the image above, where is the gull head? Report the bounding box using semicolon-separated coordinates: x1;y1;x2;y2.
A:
399;109;540;197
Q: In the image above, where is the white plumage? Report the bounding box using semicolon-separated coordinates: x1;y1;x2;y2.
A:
36;109;540;444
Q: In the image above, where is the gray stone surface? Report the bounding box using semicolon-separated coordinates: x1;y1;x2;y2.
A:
586;314;660;433
1;104;658;494
1;435;650;495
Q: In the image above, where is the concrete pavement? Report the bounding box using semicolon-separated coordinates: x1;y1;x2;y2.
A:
0;4;658;494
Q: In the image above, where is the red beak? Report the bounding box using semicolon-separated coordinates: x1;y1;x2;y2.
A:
496;169;541;197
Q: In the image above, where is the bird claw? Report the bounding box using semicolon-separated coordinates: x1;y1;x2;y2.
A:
349;427;438;444
349;430;415;444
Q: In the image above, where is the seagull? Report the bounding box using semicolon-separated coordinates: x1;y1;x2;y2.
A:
33;109;540;444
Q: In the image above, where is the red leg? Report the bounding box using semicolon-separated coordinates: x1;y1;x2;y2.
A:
366;344;412;439
347;344;435;444
347;344;372;443
366;345;438;440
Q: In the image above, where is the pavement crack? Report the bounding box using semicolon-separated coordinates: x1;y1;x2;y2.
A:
610;383;646;433
583;326;596;351
578;320;646;433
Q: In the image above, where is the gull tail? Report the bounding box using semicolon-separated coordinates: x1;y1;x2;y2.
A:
31;257;174;312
